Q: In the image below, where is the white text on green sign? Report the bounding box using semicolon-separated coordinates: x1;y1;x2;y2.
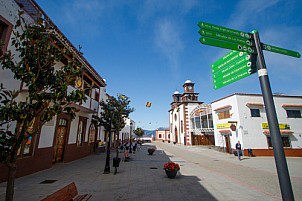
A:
213;61;252;84
211;52;248;74
198;21;251;39
199;37;254;53
262;43;301;58
214;68;252;89
199;29;252;46
213;54;250;78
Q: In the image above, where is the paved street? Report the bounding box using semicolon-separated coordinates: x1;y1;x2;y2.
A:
0;141;301;201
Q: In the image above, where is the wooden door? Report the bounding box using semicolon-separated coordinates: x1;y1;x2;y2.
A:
53;126;67;162
224;135;231;153
174;128;178;143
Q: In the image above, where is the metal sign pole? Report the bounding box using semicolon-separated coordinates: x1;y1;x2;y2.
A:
252;30;294;201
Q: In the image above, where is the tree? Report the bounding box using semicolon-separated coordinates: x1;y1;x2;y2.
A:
92;95;134;173
133;127;145;142
0;12;86;201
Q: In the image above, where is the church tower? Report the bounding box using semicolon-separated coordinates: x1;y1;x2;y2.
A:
171;90;181;110
182;80;199;102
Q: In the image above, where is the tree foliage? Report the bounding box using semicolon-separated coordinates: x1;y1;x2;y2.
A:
133;127;144;138
0;12;87;201
92;95;134;133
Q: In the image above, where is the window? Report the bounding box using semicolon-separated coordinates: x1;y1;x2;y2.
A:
286;110;301;118
0;16;13;55
250;109;260;117
267;136;291;148
76;117;87;146
174;114;177;121
159;134;162;138
94;91;99;101
17;117;38;157
218;110;230;120
181;121;183;133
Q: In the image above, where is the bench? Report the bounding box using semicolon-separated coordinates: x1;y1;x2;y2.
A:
41;182;92;201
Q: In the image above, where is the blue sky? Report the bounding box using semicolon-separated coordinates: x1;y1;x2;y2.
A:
36;0;302;130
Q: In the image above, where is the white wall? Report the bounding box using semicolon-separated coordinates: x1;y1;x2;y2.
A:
212;94;302;150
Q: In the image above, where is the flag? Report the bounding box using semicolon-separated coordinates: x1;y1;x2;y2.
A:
119;93;126;99
176;107;180;112
197;110;203;113
146;102;151;107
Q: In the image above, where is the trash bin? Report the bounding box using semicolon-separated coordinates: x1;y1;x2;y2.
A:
113;157;121;167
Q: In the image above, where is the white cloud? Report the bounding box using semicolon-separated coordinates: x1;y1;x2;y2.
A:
153;18;184;79
227;0;281;29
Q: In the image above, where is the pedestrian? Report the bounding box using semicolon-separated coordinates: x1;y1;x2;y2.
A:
236;141;242;160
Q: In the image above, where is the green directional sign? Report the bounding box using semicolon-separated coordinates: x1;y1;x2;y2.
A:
262;43;301;58
198;21;251;39
213;61;252;84
214;68;252;89
199;37;254;53
199;29;252;46
213;54;251;78
211;52;248;74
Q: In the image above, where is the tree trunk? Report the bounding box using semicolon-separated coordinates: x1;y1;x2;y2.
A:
5;162;17;201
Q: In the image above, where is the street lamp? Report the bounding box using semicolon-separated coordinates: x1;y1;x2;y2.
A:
104;106;115;174
129;122;133;153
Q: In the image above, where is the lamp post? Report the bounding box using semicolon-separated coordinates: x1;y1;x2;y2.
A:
104;106;115;174
129;122;133;153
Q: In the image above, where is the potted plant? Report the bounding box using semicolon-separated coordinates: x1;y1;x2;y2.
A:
163;161;180;179
148;148;155;155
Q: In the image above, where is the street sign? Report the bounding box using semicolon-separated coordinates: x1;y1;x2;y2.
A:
199;29;252;46
213;61;252;84
262;43;301;58
211;51;248;74
199;37;254;53
213;68;252;89
198;21;251;39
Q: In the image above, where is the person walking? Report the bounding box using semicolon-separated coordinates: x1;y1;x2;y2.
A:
236;141;242;160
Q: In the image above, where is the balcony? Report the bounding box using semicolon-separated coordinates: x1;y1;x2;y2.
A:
67;86;99;113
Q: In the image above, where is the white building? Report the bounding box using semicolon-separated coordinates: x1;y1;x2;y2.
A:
0;0;108;182
156;129;170;141
212;93;302;156
119;118;135;143
168;80;203;145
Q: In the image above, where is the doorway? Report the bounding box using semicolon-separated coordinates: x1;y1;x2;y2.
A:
53;118;68;163
88;123;97;154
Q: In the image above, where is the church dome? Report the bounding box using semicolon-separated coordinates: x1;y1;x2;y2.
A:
174;90;180;95
185;79;192;84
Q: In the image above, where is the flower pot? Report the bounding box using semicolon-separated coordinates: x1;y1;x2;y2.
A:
165;170;178;179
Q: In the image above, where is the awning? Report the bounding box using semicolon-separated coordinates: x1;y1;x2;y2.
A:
214;105;231;111
246;103;264;107
219;130;231;133
263;130;294;135
282;104;302;108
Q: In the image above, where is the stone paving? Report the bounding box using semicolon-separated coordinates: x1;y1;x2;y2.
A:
0;142;301;201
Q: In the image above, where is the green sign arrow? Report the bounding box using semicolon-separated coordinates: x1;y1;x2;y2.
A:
199;37;254;54
198;21;251;39
213;55;251;77
211;52;249;74
214;68;252;89
213;61;252;84
199;29;252;46
262;43;301;58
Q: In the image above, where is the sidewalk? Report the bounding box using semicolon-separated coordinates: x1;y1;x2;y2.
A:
1;142;301;201
0;143;217;201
